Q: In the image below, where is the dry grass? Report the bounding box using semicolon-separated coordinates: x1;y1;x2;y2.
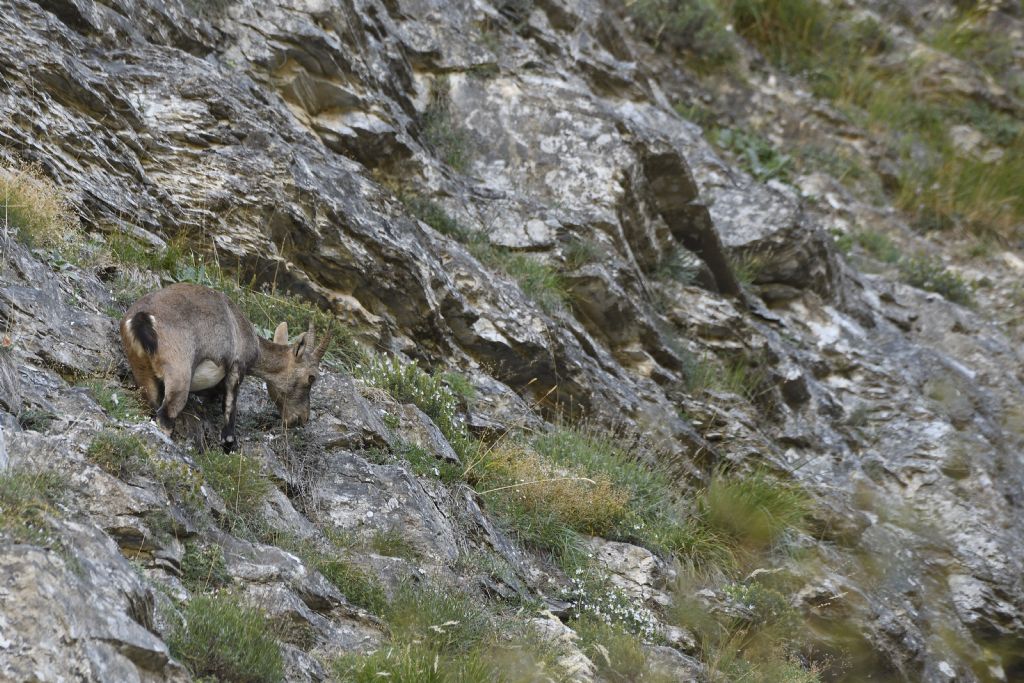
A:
479;444;629;538
0;163;78;249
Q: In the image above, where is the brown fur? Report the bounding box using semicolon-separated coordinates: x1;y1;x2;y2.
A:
120;283;331;450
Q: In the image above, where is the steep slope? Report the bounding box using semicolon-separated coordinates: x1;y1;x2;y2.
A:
1;0;1023;681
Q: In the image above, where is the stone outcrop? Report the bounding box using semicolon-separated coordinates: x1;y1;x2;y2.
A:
1;0;1024;681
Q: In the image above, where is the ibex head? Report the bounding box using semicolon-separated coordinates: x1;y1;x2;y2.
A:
264;320;331;427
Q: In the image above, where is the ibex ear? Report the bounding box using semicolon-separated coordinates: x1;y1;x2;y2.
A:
296;320;315;360
273;322;289;344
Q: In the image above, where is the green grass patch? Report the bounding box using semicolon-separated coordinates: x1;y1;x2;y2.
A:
369;527;420;560
168;592;284;683
386;583;496;653
852;229;901;263
0;163;79;250
563;236;603;270
106;232;187;275
394;441;463;484
498;253;568;313
654;246;701;286
713;128;793;183
928;13;1015;78
898;254;972;305
317;556;389;614
0;466;66;546
400;194;568;313
193;449;272;530
730;0;832;71
699;467;809;554
86;429;153;479
572;617;671;683
79;378;148;422
333;642;496;683
402;195;471;241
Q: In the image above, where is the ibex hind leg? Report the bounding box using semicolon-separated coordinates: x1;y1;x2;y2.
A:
220;363;243;453
156;371;190;435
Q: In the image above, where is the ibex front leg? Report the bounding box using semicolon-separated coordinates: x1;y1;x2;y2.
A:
220;362;243;453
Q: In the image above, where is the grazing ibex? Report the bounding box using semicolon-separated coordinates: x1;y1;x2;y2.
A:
120;283;331;451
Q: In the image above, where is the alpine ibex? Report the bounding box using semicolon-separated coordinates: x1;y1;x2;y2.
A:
120;283;330;451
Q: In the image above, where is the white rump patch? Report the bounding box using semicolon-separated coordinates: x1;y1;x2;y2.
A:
191;360;225;391
124;313;156;357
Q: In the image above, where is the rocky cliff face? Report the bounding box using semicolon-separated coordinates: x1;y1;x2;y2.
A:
1;0;1023;681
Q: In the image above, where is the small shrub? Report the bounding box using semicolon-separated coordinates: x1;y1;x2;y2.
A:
898;255;972;305
356;355;473;459
168;592;284;683
0;466;65;545
0;164;78;249
86;429;152;479
629;0;737;71
181;542;231;592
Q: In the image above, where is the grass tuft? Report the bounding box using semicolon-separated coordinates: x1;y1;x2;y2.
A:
0;163;79;250
86;429;153;479
193;449;272;530
699;467;809;553
79;378;148;422
0;466;66;546
898;254;972;305
422;77;473;172
168;592;284;683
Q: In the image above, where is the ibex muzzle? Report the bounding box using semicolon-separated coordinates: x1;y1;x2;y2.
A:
120;283;331;451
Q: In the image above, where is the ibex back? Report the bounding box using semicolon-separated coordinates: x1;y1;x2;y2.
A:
120;283;330;451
